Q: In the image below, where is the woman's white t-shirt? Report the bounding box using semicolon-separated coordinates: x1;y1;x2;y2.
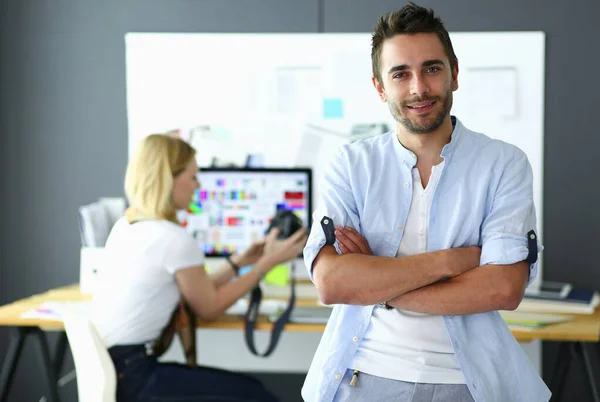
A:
91;217;204;349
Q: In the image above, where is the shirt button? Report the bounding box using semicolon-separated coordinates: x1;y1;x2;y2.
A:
410;153;416;159
352;336;359;342
335;373;342;380
397;224;404;229
404;183;410;188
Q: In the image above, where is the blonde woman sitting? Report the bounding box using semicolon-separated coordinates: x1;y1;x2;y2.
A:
92;134;306;402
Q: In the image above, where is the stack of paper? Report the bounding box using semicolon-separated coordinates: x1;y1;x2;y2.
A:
500;311;574;332
517;282;600;314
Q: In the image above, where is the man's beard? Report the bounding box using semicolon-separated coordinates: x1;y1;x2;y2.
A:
389;87;453;134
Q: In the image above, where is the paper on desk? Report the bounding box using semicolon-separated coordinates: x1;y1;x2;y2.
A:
501;311;574;333
20;301;91;320
499;311;574;326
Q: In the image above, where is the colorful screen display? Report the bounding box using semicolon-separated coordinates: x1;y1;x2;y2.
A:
179;168;312;257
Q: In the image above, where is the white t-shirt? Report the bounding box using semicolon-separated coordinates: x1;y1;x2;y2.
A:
352;161;466;384
91;217;204;349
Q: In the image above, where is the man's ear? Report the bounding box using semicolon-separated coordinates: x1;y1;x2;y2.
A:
451;60;459;92
372;76;387;102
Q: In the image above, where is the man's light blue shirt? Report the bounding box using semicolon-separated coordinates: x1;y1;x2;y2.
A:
302;118;550;402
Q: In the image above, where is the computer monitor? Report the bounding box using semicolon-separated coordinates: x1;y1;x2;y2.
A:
179;167;312;257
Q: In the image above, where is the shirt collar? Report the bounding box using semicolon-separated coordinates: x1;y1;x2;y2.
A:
392;116;463;168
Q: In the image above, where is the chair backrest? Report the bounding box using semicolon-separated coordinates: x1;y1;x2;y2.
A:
62;314;117;402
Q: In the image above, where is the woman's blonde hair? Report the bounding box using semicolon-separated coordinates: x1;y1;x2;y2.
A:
124;134;196;223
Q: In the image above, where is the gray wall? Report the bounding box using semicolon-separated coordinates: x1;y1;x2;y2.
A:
1;0;599;401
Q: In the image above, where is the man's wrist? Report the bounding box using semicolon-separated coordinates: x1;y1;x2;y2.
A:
439;249;461;277
377;301;394;310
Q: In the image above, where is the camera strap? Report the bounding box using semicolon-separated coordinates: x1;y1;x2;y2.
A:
244;262;296;357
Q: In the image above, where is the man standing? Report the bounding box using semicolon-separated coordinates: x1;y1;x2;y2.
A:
302;3;550;402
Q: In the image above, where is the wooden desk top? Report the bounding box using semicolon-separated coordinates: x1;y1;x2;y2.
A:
1;284;599;343
0;285;91;329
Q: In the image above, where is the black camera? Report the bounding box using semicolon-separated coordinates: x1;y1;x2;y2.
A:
266;209;303;239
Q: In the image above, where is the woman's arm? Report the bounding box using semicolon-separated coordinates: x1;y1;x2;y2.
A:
175;227;307;321
207;255;243;288
209;236;276;288
175;258;272;320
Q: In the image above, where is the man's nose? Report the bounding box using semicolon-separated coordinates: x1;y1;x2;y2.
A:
410;73;430;97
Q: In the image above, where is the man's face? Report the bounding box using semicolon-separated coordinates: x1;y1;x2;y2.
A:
373;33;458;134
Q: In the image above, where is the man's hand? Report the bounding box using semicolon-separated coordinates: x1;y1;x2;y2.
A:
336;226;481;278
335;226;373;255
444;247;482;276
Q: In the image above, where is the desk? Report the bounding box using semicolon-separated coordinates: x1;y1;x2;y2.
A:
1;285;600;402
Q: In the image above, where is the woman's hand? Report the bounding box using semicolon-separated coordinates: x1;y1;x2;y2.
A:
256;226;308;274
233;239;266;267
335;226;373;255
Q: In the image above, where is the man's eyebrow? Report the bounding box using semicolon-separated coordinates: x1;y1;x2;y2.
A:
387;59;446;75
388;65;408;75
422;59;445;67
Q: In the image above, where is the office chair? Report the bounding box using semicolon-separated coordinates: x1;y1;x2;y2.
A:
62;313;117;402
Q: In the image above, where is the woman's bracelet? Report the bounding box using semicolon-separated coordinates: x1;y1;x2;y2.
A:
226;256;240;276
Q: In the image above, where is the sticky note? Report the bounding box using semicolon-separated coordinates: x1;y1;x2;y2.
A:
323;98;344;119
264;264;289;287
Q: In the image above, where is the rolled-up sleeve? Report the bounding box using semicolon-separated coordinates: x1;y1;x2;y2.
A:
304;147;361;281
480;149;543;286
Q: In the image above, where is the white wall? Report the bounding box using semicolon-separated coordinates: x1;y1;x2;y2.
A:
129;32;546;374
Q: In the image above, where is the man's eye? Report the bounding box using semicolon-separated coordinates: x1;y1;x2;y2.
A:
426;67;440;73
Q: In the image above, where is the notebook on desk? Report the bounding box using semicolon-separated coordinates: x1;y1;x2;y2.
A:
518;285;600;314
